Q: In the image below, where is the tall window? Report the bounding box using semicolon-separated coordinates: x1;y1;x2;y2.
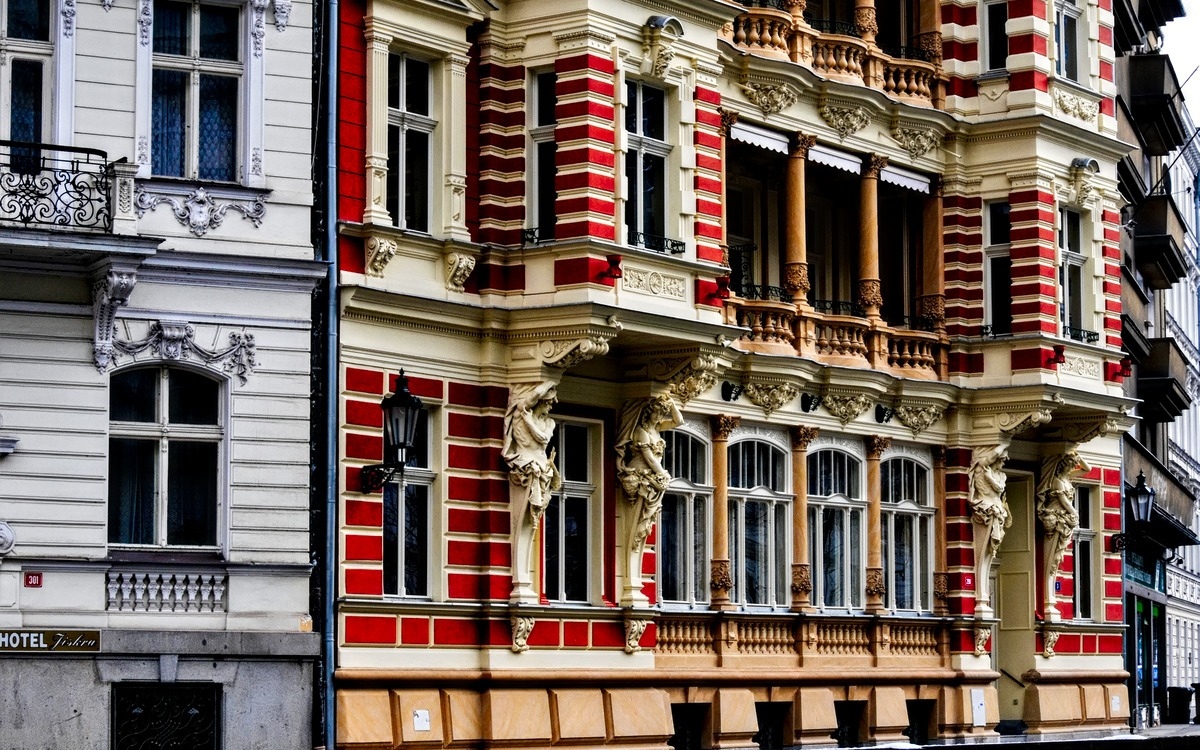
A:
808;449;864;609
544;421;594;603
529;70;557;242
1;0;52;147
881;458;934;611
986;201;1013;335
108;367;221;548
383;411;432;597
659;430;710;606
1058;208;1088;339
152;0;242;182
387;53;434;232
1072;485;1096;620
984;0;1008;72
728;439;790;607
1055;1;1082;82
624;81;673;250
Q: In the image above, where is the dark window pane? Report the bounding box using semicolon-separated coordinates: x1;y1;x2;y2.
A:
692;495;707;601
153;0;191;55
404;485;428;596
536;71;557;127
382;483;399;595
537;140;557;233
990;255;1013;335
625;81;638;134
406;411;429;468
406;58;430;116
986;2;1007;71
823;508;843;607
387;54;401;110
7;0;50;41
643;153;665;237
109;438;158;544
774;503;787;605
729;444;742;489
404;129;429;231
198;74;238;182
545;497;560;599
10;59;43;145
199;4;239;61
168;369;219;425
111;369;159;422
564;496;588;601
745;500;768;604
562;423;589;483
1062;15;1078;80
167;441;218;545
988;203;1011;245
642;85;665;141
661;494;683;602
625;151;639;236
152;69;189;177
387;124;400;223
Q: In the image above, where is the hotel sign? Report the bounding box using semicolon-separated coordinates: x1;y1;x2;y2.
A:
0;630;101;653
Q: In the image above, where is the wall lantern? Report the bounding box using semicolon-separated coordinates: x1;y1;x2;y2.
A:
1048;344;1066;366
874;404;894;423
800;393;822;413
361;370;424;493
721;381;743;401
1114;470;1156;551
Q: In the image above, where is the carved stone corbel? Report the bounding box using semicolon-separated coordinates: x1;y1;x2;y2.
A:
624;616;651;653
511;615;535;653
538;317;622;370
822;394;872;426
743;382;799;417
742;82;798;119
895;404;945;436
819;103;870;140
645;349;725;405
642;16;683;79
891;126;941;159
92;267;138;372
365;236;398;278
445;252;476;292
974;626;992;656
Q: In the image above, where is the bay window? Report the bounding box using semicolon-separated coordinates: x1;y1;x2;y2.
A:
807;449;864;610
881;457;934;612
659;430;710;606
728;439;790;608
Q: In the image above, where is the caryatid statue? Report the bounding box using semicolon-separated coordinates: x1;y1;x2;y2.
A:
615;394;684;606
1037;450;1091;621
968;443;1011;617
502;381;561;604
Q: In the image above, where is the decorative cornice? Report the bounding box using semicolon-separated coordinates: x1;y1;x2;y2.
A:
365;236;397;278
823;394;872;426
113;320;258;384
743;382;799;417
742;83;798;119
819;103;870;140
895;405;945;436
135;187;267;237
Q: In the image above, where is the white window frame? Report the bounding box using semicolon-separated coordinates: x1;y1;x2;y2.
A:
528;69;556;241
728;437;792;610
1071;484;1098;621
658;426;712;608
880;455;935;613
135;0;265;187
543;419;599;604
983;0;1009;73
107;365;226;553
387;51;435;233
0;0;72;145
1058;206;1089;340
1054;0;1084;83
807;445;866;611
984;200;1013;335
623;78;675;250
382;409;435;599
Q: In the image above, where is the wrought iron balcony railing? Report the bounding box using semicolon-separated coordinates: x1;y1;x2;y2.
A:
805;16;861;37
522;226;553;245
980;324;1012;338
0;140;113;231
628;230;685;254
1064;326;1101;344
810;298;866;317
739;283;793;303
879;44;936;63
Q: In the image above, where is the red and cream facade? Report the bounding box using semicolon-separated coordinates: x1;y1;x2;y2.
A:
334;0;1136;745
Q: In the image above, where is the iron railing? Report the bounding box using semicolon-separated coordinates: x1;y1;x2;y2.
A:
628;230;685;254
740;284;793;302
810;298;866;317
980;325;1012;338
805;17;860;36
523;226;553;245
1064;326;1101;344
0;140;112;231
889;313;939;332
879;45;936;63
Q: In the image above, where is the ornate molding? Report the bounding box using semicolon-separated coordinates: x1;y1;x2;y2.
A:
933;572;948;600
137;0;152;45
711;415;741;441
62;0;76;36
623;268;687;299
272;0;292;31
1043;629;1061;658
1053;90;1099;122
790;425;819;451
0;521;14;555
974;626;991;656
854;7;878;38
791;132;818;158
661;354;720;405
863;154;889;179
892;127;941;159
784;262;809;295
365;236;397;278
819;103;870;140
857;279;882;310
445;252;476;292
625;617;650;654
915;31;943;66
718;107;739;136
743;382;799;417
511;615;535;653
742;83;798;119
540;336;610;369
895;405;945;436
865;435;892;459
865;567;885;596
791;563;812;594
823;394;871;426
710;559;732;594
1059;356;1100;378
113;321;258;385
134;187;266;237
998;406;1056;435
92;268;138;372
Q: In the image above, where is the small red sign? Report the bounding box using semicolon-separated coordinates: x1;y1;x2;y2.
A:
963;574;974;589
23;572;42;588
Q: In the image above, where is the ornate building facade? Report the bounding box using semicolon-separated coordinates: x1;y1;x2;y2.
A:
0;0;320;745
333;0;1148;745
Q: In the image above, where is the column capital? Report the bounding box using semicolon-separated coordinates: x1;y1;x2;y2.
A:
718;107;739;136
865;434;891;458
790;425;819;450
711;414;741;441
364;28;393;49
790;132;817;158
862;154;889;179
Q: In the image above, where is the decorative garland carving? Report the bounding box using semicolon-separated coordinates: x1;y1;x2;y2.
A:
135;187;266;237
1059;356;1100;378
711;415;741;441
92;269;138;372
892;127;941;159
113;321;258;384
625;618;650;654
1053;90;1099;122
742;83;798;119
710;559;733;593
365;236;397;278
511;615;535;653
137;0;152;45
791;564;812;594
865;568;886;596
790;425;819;450
62;0;76;36
895;405;945;436
743;383;799;417
823;394;871;426
819;104;870;140
445;252;476;292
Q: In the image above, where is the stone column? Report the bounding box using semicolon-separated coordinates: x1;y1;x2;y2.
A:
854;0;878;45
932;445;949;616
785;133;818;305
865;435;891;613
710;415;740;611
362;29;393;225
858;155;887;319
921;176;946;332
790;426;819;611
441;53;472;241
718;109;738;251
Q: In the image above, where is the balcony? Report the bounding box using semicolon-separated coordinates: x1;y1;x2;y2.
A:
1138;337;1192;422
1127;54;1187;156
0;140;114;233
1134;192;1188;289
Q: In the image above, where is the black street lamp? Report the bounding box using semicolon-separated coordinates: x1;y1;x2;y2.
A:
1114;470;1156;551
360;370;424;493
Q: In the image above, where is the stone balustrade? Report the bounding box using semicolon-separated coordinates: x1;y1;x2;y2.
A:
106;569;227;613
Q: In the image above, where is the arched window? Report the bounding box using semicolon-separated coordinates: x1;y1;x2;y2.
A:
728;439;790;607
881;457;934;611
808;449;864;609
659;430;710;606
108;366;222;548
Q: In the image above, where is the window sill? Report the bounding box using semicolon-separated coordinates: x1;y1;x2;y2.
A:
106;548;224;565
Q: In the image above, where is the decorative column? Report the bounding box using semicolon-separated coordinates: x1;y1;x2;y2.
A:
441;53;472;241
921;176;946;332
717;109;739;253
858;155;887;319
790;426;819;610
710;414;740;611
932;446;949;616
362;28;393;225
854;0;878;44
865;435;891;613
785;133;818;305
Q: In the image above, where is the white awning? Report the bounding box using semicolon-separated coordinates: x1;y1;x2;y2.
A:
881;163;931;194
729;121;789;154
808;143;861;174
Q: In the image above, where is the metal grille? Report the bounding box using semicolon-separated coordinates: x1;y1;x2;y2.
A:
0;140;112;231
112;683;220;750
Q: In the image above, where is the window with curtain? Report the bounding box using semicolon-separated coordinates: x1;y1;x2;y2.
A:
659;430;711;606
728;439;790;608
382;410;433;597
387;52;435;232
151;0;242;182
880;457;934;611
807;449;864;609
1;0;53;162
108;367;222;548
